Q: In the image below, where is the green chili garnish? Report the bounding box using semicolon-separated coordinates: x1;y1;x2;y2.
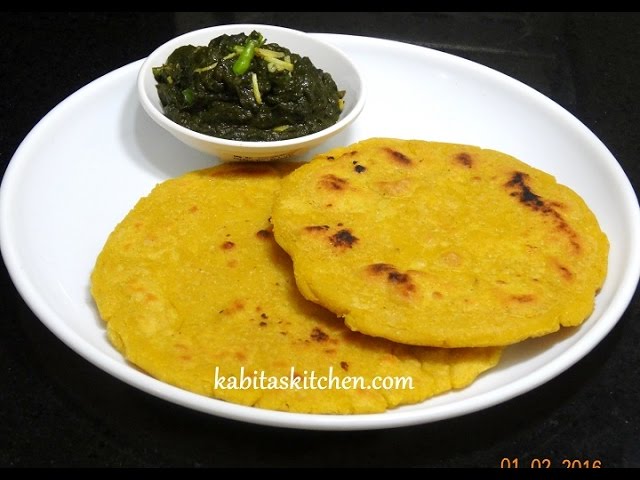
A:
232;34;264;75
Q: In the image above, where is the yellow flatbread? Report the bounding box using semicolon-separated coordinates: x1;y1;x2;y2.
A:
91;162;501;414
271;138;609;347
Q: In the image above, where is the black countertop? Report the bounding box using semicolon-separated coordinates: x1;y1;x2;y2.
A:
1;12;639;467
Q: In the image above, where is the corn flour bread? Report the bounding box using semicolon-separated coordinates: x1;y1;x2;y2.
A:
271;138;609;347
91;162;501;413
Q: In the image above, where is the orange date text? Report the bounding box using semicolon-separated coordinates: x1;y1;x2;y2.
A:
500;457;602;468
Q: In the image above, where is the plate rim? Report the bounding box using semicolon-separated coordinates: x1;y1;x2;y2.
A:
1;33;639;431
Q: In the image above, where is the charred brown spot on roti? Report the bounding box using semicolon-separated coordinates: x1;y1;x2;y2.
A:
326;155;335;160
388;271;410;284
455;152;474;168
221;299;245;315
304;225;330;232
329;229;358;248
510;294;535;303
505;171;582;253
256;228;272;239
221;241;235;250
556;222;582;252
366;264;417;296
319;174;349;191
232;300;244;311
383;147;413;166
403;283;417;295
260;313;268;319
555;262;574;281
188;205;199;213
259;321;267;327
367;263;396;274
354;164;367;173
310;327;329;342
505;172;544;208
340;361;349;371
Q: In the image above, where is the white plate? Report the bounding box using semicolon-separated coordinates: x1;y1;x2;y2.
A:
1;34;639;431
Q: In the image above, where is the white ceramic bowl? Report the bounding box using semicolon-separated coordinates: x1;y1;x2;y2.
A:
138;24;365;161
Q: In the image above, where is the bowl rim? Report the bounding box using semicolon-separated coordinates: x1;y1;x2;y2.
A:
137;23;366;149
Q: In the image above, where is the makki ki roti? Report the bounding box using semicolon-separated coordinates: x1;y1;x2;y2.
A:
90;162;501;414
271;138;609;348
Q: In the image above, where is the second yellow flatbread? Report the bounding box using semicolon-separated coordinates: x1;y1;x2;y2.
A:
91;162;500;414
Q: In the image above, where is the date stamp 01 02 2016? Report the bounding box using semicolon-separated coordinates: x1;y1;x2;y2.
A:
500;458;602;468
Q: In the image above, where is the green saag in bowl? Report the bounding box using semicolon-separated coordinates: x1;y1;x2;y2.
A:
152;30;345;142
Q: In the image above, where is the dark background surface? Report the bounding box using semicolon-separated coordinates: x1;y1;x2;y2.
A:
1;12;639;468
